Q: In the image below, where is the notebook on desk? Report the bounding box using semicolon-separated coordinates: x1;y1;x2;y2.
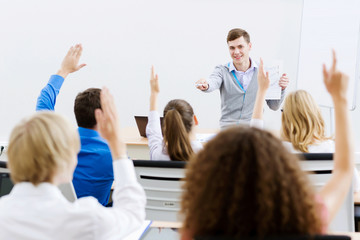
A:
134;116;163;138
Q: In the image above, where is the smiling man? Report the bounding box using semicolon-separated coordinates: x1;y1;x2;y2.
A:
196;28;289;128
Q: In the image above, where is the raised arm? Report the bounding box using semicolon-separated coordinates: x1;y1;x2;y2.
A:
146;66;168;160
319;50;354;222
250;58;270;129
94;87;146;239
149;66;159;111
36;44;86;111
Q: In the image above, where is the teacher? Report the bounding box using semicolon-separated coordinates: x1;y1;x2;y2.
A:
196;28;289;128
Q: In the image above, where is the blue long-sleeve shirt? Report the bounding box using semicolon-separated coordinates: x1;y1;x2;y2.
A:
36;75;114;206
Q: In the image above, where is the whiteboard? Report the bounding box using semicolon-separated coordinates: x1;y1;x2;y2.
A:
297;0;360;110
0;0;303;141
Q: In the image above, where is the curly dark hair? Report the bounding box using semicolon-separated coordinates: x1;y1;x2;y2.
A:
181;126;322;238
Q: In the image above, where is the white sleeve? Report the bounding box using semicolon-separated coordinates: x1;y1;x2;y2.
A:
250;118;264;129
73;160;146;239
146;111;168;160
92;159;146;240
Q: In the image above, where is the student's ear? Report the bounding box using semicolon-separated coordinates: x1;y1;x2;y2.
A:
193;115;199;126
249;42;252;50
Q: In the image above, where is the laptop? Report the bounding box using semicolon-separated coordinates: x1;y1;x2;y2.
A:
134;116;163;138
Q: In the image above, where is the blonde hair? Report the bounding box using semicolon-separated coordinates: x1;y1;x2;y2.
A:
8;112;80;185
281;90;330;152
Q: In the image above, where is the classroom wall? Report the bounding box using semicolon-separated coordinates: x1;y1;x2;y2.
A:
0;0;359;150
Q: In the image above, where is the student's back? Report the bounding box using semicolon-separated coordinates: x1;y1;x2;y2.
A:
36;45;113;205
146;66;202;161
0;88;146;240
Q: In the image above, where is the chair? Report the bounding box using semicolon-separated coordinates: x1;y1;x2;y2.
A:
195;235;351;240
0;161;9;173
133;160;186;221
0;172;14;197
297;153;354;232
58;182;77;202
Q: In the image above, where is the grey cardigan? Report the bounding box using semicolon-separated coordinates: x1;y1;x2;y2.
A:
205;64;285;128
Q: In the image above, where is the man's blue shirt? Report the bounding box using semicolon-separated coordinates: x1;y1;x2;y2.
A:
36;75;114;206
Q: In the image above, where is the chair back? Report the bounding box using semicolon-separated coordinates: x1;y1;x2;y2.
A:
58;182;77;202
0;163;77;202
133;160;186;221
195;235;351;240
0;172;13;197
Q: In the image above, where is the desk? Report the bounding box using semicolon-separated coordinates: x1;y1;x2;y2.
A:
127;221;360;240
122;127;219;160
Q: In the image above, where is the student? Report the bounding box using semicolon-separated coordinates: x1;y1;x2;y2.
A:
36;44;113;206
281;90;332;153
252;55;360;192
180;52;353;238
0;88;146;240
146;66;202;161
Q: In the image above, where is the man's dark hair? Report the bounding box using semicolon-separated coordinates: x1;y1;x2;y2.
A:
227;28;251;43
74;88;101;129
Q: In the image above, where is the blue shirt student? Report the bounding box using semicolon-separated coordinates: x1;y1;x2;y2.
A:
36;75;113;206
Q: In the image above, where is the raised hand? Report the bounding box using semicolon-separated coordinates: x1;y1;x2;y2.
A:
95;87;126;160
195;78;209;91
57;44;86;78
323;50;349;100
150;66;160;94
257;58;270;92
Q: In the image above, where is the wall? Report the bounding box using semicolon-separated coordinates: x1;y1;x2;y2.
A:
0;0;304;140
0;1;358;149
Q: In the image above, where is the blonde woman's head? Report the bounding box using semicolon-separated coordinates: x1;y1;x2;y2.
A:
8;112;80;185
281;90;328;152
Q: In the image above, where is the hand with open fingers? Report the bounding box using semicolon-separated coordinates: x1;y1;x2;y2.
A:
57;44;86;78
279;73;289;90
257;58;270;92
150;66;160;94
323;50;349;100
195;78;209;91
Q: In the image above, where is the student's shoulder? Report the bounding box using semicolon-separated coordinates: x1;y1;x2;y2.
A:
308;140;335;153
282;141;300;153
73;196;104;211
191;140;204;153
